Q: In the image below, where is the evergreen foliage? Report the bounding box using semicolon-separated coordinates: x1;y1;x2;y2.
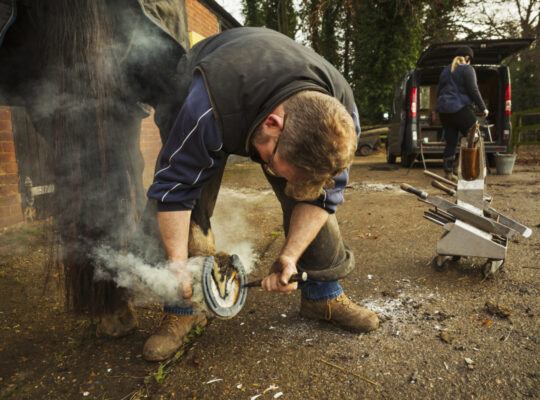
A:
241;0;297;38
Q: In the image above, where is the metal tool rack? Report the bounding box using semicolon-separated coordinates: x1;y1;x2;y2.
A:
402;138;532;277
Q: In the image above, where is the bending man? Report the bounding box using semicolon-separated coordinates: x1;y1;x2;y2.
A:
143;27;379;361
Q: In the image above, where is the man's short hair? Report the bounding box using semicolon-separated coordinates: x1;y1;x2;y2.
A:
279;90;357;201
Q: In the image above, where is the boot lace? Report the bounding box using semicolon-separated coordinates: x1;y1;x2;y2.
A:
326;294;355;320
157;314;180;334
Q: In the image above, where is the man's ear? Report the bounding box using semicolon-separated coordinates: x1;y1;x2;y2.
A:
264;113;285;131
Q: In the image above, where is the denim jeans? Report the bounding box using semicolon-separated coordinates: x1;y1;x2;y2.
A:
164;304;196;316
299;279;343;302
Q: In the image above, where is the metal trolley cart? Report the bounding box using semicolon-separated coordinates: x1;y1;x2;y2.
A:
401;136;532;277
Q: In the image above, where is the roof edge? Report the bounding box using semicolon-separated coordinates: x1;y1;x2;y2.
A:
198;0;242;29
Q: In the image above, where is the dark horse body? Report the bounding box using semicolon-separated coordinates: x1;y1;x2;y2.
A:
0;0;189;314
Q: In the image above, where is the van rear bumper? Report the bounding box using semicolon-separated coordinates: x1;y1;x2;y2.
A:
414;143;508;155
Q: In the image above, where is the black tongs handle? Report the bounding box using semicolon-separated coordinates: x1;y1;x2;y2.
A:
243;271;308;288
400;183;428;199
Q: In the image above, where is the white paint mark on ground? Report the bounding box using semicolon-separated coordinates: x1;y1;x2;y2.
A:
347;182;401;193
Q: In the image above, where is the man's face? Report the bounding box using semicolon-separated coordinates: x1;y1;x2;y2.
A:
253;133;310;184
252;112;312;185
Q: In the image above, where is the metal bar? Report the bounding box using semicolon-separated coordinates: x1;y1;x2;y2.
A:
243;272;308;288
446;207;513;238
423;214;446;227
485;207;532;238
426;209;455;224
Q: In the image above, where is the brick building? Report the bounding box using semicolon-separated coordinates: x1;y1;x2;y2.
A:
0;106;22;227
0;0;240;229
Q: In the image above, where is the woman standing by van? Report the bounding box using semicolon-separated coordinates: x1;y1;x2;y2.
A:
436;46;489;181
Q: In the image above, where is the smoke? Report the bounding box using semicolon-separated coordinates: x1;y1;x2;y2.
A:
90;187;272;311
212;187;275;275
92;246;208;311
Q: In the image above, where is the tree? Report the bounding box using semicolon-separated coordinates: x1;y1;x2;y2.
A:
300;0;347;71
348;1;423;124
299;0;463;124
242;0;265;27
453;0;539;111
421;0;465;46
241;0;297;38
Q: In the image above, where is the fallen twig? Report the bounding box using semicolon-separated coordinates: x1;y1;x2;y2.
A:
502;326;514;342
320;359;378;386
522;266;540;270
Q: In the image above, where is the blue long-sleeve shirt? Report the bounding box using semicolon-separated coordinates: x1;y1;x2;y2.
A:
147;74;361;214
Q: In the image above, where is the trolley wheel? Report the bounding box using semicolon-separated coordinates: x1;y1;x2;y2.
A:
433;255;453;271
482;259;504;278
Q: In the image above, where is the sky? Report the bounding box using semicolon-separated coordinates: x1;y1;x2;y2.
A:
215;0;245;24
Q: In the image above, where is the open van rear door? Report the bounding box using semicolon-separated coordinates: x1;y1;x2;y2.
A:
417;39;534;67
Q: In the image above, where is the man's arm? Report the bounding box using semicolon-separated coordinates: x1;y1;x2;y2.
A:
148;74;222;300
261;203;329;292
157;210;193;298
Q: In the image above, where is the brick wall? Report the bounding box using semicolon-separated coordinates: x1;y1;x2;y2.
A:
185;0;219;38
0;106;23;228
140;109;162;190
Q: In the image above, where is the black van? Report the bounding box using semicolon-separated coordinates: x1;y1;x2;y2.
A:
386;39;534;166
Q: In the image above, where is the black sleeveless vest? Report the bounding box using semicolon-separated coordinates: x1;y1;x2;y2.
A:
182;27;355;156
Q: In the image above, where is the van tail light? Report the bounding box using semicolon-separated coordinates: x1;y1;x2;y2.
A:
505;84;511;115
410;87;417;117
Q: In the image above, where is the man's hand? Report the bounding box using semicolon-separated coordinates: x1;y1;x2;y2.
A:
261;204;328;294
483;109;489;118
170;260;193;299
261;255;298;293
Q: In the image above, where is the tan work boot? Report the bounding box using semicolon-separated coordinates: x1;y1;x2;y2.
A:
96;301;138;338
143;313;207;361
300;293;379;333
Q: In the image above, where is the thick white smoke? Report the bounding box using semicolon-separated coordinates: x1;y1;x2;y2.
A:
93;247;208;310
92;186;273;310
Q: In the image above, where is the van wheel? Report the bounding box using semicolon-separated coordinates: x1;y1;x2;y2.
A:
358;145;372;157
401;152;416;168
386;146;396;164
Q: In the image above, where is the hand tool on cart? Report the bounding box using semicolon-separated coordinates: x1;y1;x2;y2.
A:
431;180;456;196
401;136;531;277
201;254;308;318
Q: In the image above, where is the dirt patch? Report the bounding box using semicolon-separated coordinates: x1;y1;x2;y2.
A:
0;148;539;399
516;146;540;165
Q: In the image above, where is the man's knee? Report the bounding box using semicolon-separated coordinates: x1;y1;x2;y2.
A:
296;215;355;280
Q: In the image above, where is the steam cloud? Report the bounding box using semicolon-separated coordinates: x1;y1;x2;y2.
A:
92;187;272;309
93;247;207;308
